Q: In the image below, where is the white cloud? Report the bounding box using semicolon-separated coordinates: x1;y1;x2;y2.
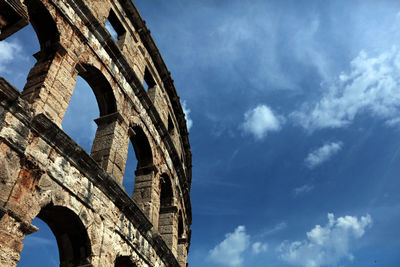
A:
208;225;250;267
278;213;372;267
0;40;22;73
294;184;315;196
182;100;193;130
305;142;343;169
241;104;283;140
293;47;400;131
252;242;268;254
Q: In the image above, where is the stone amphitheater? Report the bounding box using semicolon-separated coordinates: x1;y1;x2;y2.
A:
0;0;192;266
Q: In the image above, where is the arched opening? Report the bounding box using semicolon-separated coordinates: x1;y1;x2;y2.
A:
77;64;117;117
25;0;59;51
18;217;59;266
158;173;177;251
160;174;173;208
0;23;38;91
122;141;138;196
130;125;153;173
114;256;136;267
62;63;125;186
20;205;91;267
62;76;98;152
105;9;126;47
168;114;175;135
63;63;117;151
0;0;56;92
125;125;158;221
178;211;184;239
21;0;60;101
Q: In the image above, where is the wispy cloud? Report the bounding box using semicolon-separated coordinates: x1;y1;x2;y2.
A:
260;221;288;237
23;236;54;246
292;47;400;131
305;142;343;169
278;213;372;267
182;100;193;130
293;184;315;197
241;104;283;140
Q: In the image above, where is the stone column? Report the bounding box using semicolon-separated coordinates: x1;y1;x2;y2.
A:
158;206;178;257
0;212;38;267
21;45;77;127
132;165;160;226
90;112;129;185
177;238;189;267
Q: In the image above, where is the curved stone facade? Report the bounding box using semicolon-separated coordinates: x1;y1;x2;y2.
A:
0;0;192;266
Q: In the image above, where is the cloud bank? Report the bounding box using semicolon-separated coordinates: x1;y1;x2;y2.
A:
241;104;283;140
278;213;372;267
305;142;343;169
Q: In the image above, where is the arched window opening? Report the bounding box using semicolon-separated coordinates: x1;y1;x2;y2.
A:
77;64;117;117
18;217;59;266
105;9;126;47
0;24;38;91
22;0;60;98
143;67;155;92
62;76;98;153
115;256;136;267
123;125;153;196
168;114;174;135
130;126;153;173
0;0;55;92
158;173;177;250
122;141;138;196
160;174;173;208
178;211;184;239
20;205;91;267
25;0;59;52
63;63;117;155
128;125;157;221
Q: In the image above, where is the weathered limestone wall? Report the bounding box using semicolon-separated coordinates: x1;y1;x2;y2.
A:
0;0;192;265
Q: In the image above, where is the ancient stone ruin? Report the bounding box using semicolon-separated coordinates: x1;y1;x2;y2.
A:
0;0;192;266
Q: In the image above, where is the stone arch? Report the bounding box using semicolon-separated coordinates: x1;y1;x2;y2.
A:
115;255;137;267
76;63;117;117
66;61;129;183
160;173;174;208
178;210;184;239
25;0;60;52
158;173;178;254
128;123;160;224
177;209;188;267
130;125;154;172
32;204;92;266
21;0;60;101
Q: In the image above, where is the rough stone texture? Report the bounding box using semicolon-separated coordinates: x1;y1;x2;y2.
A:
0;0;191;266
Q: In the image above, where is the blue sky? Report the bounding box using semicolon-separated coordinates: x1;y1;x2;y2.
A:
2;0;400;266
